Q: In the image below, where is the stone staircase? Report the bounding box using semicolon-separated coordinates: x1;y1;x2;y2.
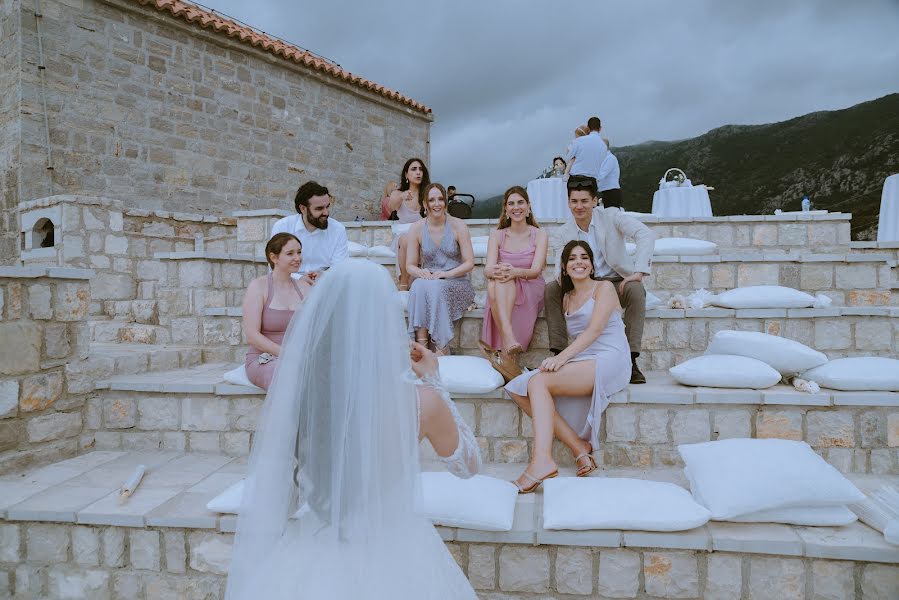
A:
5;197;899;598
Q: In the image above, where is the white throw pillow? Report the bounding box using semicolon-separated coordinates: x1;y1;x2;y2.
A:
392;223;413;235
706;330;828;377
347;241;368;257
543;477;710;531
884;521;899;545
646;291;663;309
397;290;409;311
711;285;816;309
471;236;490;258
679;439;865;519
420;472;518;531
726;505;857;526
669;355;782;389
222;365;261;389
367;245;396;258
801;357;899;391
206;480;244;514
438;356;504;394
654;237;717;256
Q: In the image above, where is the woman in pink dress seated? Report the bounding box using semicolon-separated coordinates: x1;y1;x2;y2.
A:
480;186;548;380
504;241;631;493
241;233;311;389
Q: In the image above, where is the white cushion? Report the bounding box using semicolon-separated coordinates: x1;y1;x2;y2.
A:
543;477;710;531
646;291;663;310
206;480;244;514
801;357;899;391
420;472;517;531
367;245;396;258
471;236;489;258
706;330;828;377
438;356;504;394
222;365;261;390
726;505;857;526
347;241;368;257
392;222;413;235
884;521;899;545
669;355;782;389
653;237;717;256
679;439;865;519
397;290;409;311
711;285;816;309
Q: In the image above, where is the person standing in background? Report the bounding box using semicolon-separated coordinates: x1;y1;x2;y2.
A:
597;138;622;208
564;117;609;183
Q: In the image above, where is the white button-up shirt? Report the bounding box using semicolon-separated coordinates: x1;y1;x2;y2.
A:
271;214;349;274
566;131;610;182
576;220;614;278
598;152;620;192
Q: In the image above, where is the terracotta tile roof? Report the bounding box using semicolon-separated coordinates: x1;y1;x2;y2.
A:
134;0;432;115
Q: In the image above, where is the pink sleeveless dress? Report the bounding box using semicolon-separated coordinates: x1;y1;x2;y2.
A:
245;275;305;390
481;227;545;351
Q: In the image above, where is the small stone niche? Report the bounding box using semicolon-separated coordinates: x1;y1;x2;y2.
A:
32;217;56;248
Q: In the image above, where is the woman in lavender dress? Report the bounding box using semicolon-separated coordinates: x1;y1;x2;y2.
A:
387;158;430;290
505;241;631;493
405;183;475;355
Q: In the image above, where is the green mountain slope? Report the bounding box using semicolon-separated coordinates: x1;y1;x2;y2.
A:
473;94;899;239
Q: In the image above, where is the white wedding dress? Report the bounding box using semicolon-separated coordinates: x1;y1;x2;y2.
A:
226;260;480;600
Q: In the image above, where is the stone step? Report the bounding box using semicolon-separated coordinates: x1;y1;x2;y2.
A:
88;366;899;475
0;451;897;599
199;305;899;369
64;344;204;396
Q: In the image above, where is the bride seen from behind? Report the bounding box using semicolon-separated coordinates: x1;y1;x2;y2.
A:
226;259;480;600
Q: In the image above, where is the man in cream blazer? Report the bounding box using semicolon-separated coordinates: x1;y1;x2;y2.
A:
546;175;655;383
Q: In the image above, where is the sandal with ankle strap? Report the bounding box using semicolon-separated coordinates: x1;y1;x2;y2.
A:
514;469;559;494
575;448;598;477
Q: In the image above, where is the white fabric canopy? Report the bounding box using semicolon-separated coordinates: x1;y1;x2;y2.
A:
527;178;568;221
651;186;713;217
877;173;899;242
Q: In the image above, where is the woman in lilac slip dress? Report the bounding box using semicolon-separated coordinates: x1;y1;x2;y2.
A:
481;186;548;377
242;233;310;389
387;158;430;290
505;241;631;493
405;183;475;354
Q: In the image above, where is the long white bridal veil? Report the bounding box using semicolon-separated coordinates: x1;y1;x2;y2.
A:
226;260;476;600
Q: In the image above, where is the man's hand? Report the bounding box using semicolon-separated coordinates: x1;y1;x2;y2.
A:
618;272;645;295
301;273;317;286
410;341;439;379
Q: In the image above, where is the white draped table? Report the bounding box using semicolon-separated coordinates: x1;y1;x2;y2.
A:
651;186;713;217
527;178;568;221
877;173;899;242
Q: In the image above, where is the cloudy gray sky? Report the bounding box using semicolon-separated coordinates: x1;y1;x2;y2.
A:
203;0;899;198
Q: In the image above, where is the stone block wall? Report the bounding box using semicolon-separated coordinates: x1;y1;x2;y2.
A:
0;0;20;262
1;524;897;599
3;0;431;262
0;267;92;473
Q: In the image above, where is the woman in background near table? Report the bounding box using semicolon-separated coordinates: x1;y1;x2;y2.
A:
242;233;310;390
406;183;475;355
551;157;566;178
480;186;548;380
379;180;399;220
504;240;630;493
387;158;429;290
562;125;589;181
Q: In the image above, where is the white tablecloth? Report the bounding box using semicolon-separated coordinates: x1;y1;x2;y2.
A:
527;178;568;221
651;186;713;217
877;173;899;241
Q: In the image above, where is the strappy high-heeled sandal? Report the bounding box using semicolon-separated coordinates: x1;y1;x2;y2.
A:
575;446;598;477
514;468;559;494
479;340;521;382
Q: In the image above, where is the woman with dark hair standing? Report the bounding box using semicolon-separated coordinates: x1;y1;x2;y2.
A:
480;186;548;380
387;158;430;289
241;233;310;389
405;183;475;355
504;240;630;493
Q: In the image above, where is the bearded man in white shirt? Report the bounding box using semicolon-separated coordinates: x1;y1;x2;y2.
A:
271;181;349;283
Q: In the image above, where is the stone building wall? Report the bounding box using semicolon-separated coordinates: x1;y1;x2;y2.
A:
2;0;431;261
0;267;92;473
0;0;21;262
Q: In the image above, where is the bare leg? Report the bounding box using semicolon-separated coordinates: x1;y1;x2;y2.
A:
398;234;410;289
488;278;520;350
510;361;597;488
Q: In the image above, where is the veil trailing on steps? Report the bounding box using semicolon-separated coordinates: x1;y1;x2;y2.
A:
225;259;477;600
